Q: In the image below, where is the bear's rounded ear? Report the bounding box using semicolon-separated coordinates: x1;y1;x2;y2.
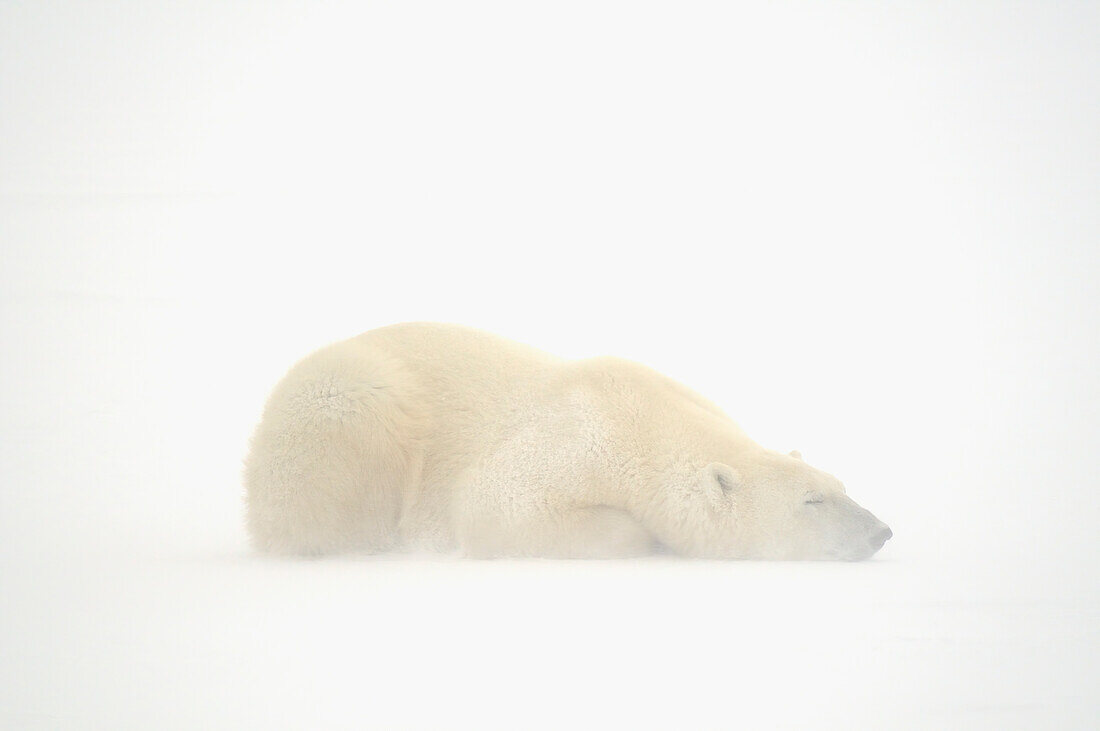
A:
789;450;803;460
705;462;740;497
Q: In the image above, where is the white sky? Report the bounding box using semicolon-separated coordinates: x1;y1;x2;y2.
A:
1;1;1097;727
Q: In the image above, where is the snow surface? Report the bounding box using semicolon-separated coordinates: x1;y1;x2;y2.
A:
0;289;1095;730
2;546;1095;729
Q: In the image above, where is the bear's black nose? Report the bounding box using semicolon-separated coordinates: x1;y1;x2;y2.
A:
869;525;892;551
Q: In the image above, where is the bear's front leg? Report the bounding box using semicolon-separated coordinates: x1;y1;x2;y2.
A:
453;469;657;559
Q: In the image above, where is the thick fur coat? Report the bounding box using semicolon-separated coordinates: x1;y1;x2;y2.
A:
244;323;890;559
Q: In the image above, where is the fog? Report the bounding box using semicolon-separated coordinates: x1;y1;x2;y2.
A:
1;1;1097;728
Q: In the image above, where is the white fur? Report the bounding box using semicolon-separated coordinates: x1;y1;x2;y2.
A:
244;323;890;559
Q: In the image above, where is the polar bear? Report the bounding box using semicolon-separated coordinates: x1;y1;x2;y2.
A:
244;323;891;560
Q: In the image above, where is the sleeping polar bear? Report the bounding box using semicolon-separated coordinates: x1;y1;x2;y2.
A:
244;323;891;560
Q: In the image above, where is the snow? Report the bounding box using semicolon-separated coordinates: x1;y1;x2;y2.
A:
0;289;1095;729
1;546;1096;729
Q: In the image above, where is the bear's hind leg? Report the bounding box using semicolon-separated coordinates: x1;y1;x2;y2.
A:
243;343;420;555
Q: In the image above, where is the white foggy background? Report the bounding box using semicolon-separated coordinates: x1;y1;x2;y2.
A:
1;1;1096;728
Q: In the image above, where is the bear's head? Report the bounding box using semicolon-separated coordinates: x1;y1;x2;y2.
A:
684;450;891;560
